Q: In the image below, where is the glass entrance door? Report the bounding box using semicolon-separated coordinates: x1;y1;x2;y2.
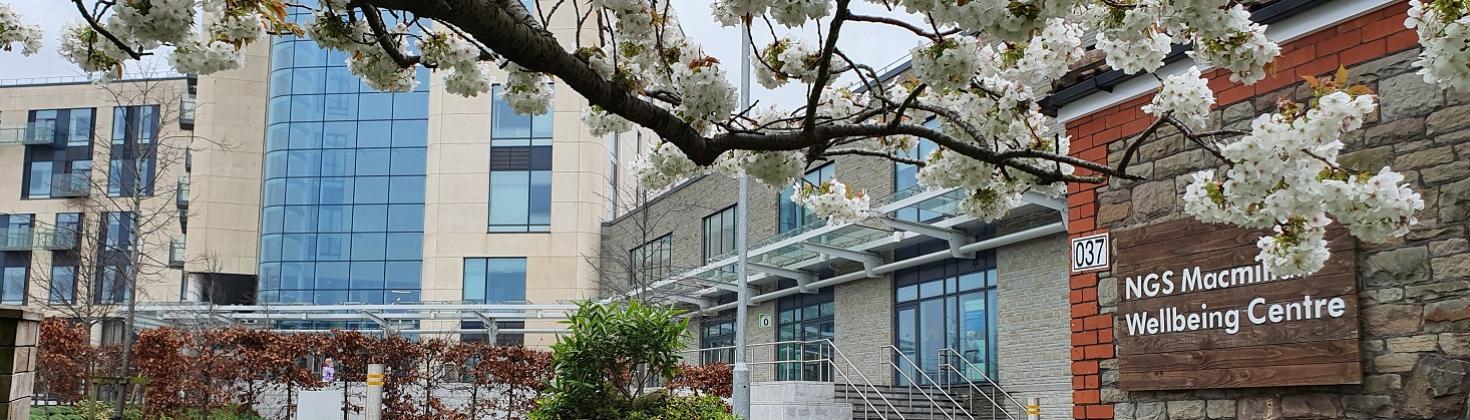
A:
894;270;997;386
776;301;834;381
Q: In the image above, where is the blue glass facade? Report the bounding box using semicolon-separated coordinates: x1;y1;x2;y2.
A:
258;6;430;305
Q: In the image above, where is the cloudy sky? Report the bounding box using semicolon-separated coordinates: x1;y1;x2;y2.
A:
0;0;919;107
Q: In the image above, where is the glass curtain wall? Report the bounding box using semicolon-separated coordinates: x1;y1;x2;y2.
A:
259;2;430;312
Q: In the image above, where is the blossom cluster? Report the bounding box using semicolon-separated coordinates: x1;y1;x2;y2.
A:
1406;0;1470;92
632;141;702;191
0;2;41;56
754;39;820;89
1142;67;1215;130
422;32;492;97
1183;91;1423;276
792;180;870;225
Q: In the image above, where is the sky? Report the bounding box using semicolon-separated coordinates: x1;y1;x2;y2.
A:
0;0;920;108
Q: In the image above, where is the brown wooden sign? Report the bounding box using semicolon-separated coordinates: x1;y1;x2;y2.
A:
1113;219;1361;391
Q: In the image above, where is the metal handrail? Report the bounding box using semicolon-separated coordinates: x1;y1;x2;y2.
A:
885;346;961;420
937;350;1016;420
683;339;905;420
938;347;1026;411
876;346;970;417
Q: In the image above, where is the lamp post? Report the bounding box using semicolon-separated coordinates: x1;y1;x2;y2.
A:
731;20;754;420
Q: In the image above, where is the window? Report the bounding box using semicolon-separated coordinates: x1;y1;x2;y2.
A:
112;105;159;144
96;265;130;304
895;119;941;222
462;257;527;303
24;109;94;199
27;161;53;198
629;235;672;285
107;106;160;197
1;266;25;305
102;212;134;252
894;263;998;385
776;294;834;381
49;265;76;304
3;215;32;250
702;205;737;263
778;163;834;233
699;316;736;365
488;85;553;233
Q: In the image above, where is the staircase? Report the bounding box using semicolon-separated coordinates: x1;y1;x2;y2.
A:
835;384;1019;420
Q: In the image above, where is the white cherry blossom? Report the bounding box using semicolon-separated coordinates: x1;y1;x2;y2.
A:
0;2;42;55
1143;67;1215;130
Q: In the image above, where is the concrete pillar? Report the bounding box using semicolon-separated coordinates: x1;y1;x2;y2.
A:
0;308;40;419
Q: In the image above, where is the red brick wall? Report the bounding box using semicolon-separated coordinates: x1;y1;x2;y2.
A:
1063;2;1416;418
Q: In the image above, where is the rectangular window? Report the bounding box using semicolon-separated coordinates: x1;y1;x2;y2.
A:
488;85;553;232
2;215;33;250
103;212;134;252
107;105;160;197
629;234;672;286
49;265;76;304
27;161;53;198
96;265;130;304
779;163;834;233
462;257;527;303
699;317;736;365
112;105;159;144
702;205;737;263
895;119;941;222
1;266;25;305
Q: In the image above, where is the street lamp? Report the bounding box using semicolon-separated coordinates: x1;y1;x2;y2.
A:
732;21;754;420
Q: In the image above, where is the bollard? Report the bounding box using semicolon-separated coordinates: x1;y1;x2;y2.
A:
1025;397;1041;420
365;364;384;420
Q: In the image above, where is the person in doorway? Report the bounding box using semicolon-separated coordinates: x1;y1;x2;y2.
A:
322;357;336;383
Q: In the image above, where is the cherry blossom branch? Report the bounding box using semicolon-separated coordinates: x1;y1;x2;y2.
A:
845;13;958;39
826;148;927;165
71;0;145;60
355;4;422;68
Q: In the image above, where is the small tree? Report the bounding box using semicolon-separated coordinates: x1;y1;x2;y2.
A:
531;300;733;420
36;318;93;404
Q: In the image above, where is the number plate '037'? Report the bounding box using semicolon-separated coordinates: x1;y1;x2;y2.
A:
1071;233;1110;273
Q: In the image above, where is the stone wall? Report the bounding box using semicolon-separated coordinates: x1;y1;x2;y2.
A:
998;232;1075;419
1063;2;1470;418
0;308;39;420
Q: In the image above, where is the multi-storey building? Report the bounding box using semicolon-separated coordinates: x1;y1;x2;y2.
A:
0;74;230;342
2;4;634;347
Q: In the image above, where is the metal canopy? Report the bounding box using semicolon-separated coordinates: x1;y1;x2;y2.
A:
121;302;579;336
607;186;1069;310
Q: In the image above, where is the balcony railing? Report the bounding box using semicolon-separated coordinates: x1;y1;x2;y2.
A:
20;122;62;148
36;227;79;251
168;239;186;268
179;96;196;129
51;172;91;198
0;228;34;251
176;177;190;208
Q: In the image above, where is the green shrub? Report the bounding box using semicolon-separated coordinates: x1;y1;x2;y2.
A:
529;300;697;419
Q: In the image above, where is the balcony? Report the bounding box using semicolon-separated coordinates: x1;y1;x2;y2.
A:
36;227;79;251
0;227;34;251
176;177;190;208
179;96;196;130
20;122;63;148
168;239;186;268
51;172;91;198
